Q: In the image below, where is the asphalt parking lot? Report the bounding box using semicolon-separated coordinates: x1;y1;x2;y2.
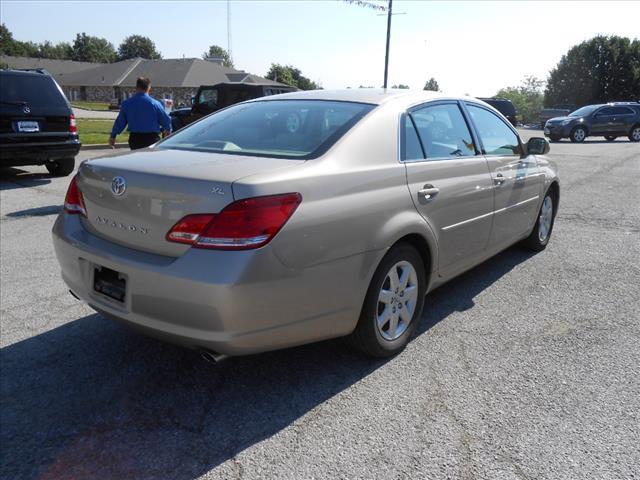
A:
1;134;639;479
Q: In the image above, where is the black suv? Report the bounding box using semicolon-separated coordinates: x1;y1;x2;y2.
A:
0;69;80;176
170;82;296;131
544;102;640;143
477;97;518;126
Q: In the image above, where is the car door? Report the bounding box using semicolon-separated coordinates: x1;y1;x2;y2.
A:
608;106;636;134
464;103;544;249
403;101;494;276
590;106;615;135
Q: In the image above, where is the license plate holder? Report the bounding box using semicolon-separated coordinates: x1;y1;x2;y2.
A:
17;120;40;133
93;266;127;303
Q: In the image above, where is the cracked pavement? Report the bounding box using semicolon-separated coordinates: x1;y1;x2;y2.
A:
1;135;639;479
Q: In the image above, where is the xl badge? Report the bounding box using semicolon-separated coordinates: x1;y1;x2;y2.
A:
111;176;126;196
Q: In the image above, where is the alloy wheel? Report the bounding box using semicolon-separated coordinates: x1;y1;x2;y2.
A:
376;261;419;341
538;196;554;243
573;127;586;142
632;127;640;142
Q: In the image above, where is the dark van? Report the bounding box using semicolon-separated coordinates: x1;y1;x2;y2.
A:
0;68;80;176
477;97;518;127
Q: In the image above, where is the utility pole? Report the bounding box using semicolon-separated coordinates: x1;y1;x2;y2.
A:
383;0;392;89
227;0;233;64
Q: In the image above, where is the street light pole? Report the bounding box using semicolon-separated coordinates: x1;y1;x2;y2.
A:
383;0;392;89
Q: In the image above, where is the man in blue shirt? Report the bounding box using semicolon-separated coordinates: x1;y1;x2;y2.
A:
109;76;172;150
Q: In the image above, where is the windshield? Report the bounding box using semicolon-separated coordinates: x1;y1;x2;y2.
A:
158;100;375;159
0;74;68;109
569;105;598;117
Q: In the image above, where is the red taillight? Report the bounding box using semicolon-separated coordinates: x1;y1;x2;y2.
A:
166;193;302;250
69;114;77;134
64;174;86;216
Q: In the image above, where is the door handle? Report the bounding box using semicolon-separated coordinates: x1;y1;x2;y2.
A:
418;185;439;199
494;173;506;186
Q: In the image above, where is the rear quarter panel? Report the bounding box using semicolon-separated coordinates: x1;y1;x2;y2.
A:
231;102;438;273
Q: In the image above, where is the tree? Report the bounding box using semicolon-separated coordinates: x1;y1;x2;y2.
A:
71;33;116;63
266;64;320;90
202;45;233;68
423;77;439;91
117;35;161;61
496;75;545;124
38;41;73;60
391;84;409;89
545;35;640;107
0;24;15;55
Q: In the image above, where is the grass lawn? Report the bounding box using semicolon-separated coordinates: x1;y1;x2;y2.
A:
71;101;114;111
77;119;129;145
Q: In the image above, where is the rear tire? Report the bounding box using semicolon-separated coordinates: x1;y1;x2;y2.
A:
522;189;557;251
348;243;426;357
570;126;587;143
45;157;75;177
604;135;617;142
629;125;640;142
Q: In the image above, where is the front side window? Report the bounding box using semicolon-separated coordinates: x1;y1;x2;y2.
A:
158;100;375;159
408;103;476;160
467;104;520;156
610;106;635;115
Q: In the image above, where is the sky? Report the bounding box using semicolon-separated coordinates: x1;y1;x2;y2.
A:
1;0;639;95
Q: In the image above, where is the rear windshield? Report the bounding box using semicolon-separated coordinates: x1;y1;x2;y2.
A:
0;74;68;109
158;100;375;159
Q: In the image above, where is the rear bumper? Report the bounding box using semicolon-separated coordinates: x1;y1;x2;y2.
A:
0;138;81;165
52;214;379;356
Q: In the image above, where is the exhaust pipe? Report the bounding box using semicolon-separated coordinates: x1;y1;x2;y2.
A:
200;349;228;364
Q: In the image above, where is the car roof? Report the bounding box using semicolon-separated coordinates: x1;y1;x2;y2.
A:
0;68;52;77
252;88;473;106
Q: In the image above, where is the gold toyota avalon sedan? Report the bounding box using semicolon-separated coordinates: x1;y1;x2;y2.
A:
53;89;559;360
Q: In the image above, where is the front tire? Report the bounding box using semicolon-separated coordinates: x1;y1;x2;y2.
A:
549;135;561;142
629;125;640;142
348;243;426;357
45;157;75;177
570;126;587;143
523;190;556;251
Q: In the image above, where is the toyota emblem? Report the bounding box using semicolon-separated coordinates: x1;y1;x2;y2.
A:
111;176;126;196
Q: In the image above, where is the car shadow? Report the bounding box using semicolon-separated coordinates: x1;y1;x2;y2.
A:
0;246;536;480
5;205;62;218
0;167;51;190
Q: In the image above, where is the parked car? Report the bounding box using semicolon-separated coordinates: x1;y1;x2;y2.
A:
476;97;518;126
170;82;296;131
0;68;80;176
53;90;559;359
544;102;640;142
539;105;576;129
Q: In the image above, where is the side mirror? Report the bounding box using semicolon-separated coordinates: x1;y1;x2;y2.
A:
526;137;550;155
190;95;195;106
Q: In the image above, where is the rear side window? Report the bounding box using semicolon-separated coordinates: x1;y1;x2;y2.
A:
407;103;476;160
466;104;520;156
159;100;375;159
0;74;68;109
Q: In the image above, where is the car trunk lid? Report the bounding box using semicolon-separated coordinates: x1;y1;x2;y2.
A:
77;148;302;257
